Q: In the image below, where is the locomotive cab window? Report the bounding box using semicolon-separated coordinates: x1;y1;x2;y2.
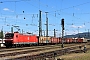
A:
5;33;14;39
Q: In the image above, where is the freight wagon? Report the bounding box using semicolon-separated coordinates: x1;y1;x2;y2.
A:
72;38;87;43
50;37;61;44
37;36;61;45
38;36;51;45
65;38;73;43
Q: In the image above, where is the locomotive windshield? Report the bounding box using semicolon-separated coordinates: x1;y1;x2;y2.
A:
5;33;14;39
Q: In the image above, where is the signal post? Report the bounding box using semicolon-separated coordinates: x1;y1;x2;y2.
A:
61;18;64;48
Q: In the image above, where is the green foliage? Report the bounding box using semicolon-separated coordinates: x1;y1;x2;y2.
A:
0;30;3;39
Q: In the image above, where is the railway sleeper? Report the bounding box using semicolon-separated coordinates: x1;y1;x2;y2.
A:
2;45;89;60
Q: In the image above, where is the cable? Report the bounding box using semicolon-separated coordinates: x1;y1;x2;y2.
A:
49;1;90;13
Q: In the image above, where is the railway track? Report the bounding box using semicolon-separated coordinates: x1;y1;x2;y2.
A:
0;43;88;60
0;46;62;57
0;44;78;56
12;44;90;60
0;46;78;60
0;43;79;52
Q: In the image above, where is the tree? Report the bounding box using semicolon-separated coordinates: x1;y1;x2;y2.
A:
0;30;3;39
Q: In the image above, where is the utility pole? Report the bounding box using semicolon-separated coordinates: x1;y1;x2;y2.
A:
11;27;13;33
1;26;3;44
78;27;80;38
61;18;64;48
44;30;45;37
39;10;42;37
22;29;23;34
45;12;48;37
78;27;79;34
88;29;89;37
54;29;56;37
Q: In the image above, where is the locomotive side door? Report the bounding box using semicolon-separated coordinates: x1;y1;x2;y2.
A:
13;33;19;44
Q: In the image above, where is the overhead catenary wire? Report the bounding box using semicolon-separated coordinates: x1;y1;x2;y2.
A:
1;0;90;35
1;0;90;21
35;0;90;22
48;1;90;13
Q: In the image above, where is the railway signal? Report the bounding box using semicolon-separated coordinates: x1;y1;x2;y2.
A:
61;18;65;48
61;18;64;30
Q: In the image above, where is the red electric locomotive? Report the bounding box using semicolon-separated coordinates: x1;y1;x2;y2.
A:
4;32;38;47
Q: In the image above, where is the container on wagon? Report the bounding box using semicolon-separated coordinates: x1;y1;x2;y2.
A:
39;36;51;43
